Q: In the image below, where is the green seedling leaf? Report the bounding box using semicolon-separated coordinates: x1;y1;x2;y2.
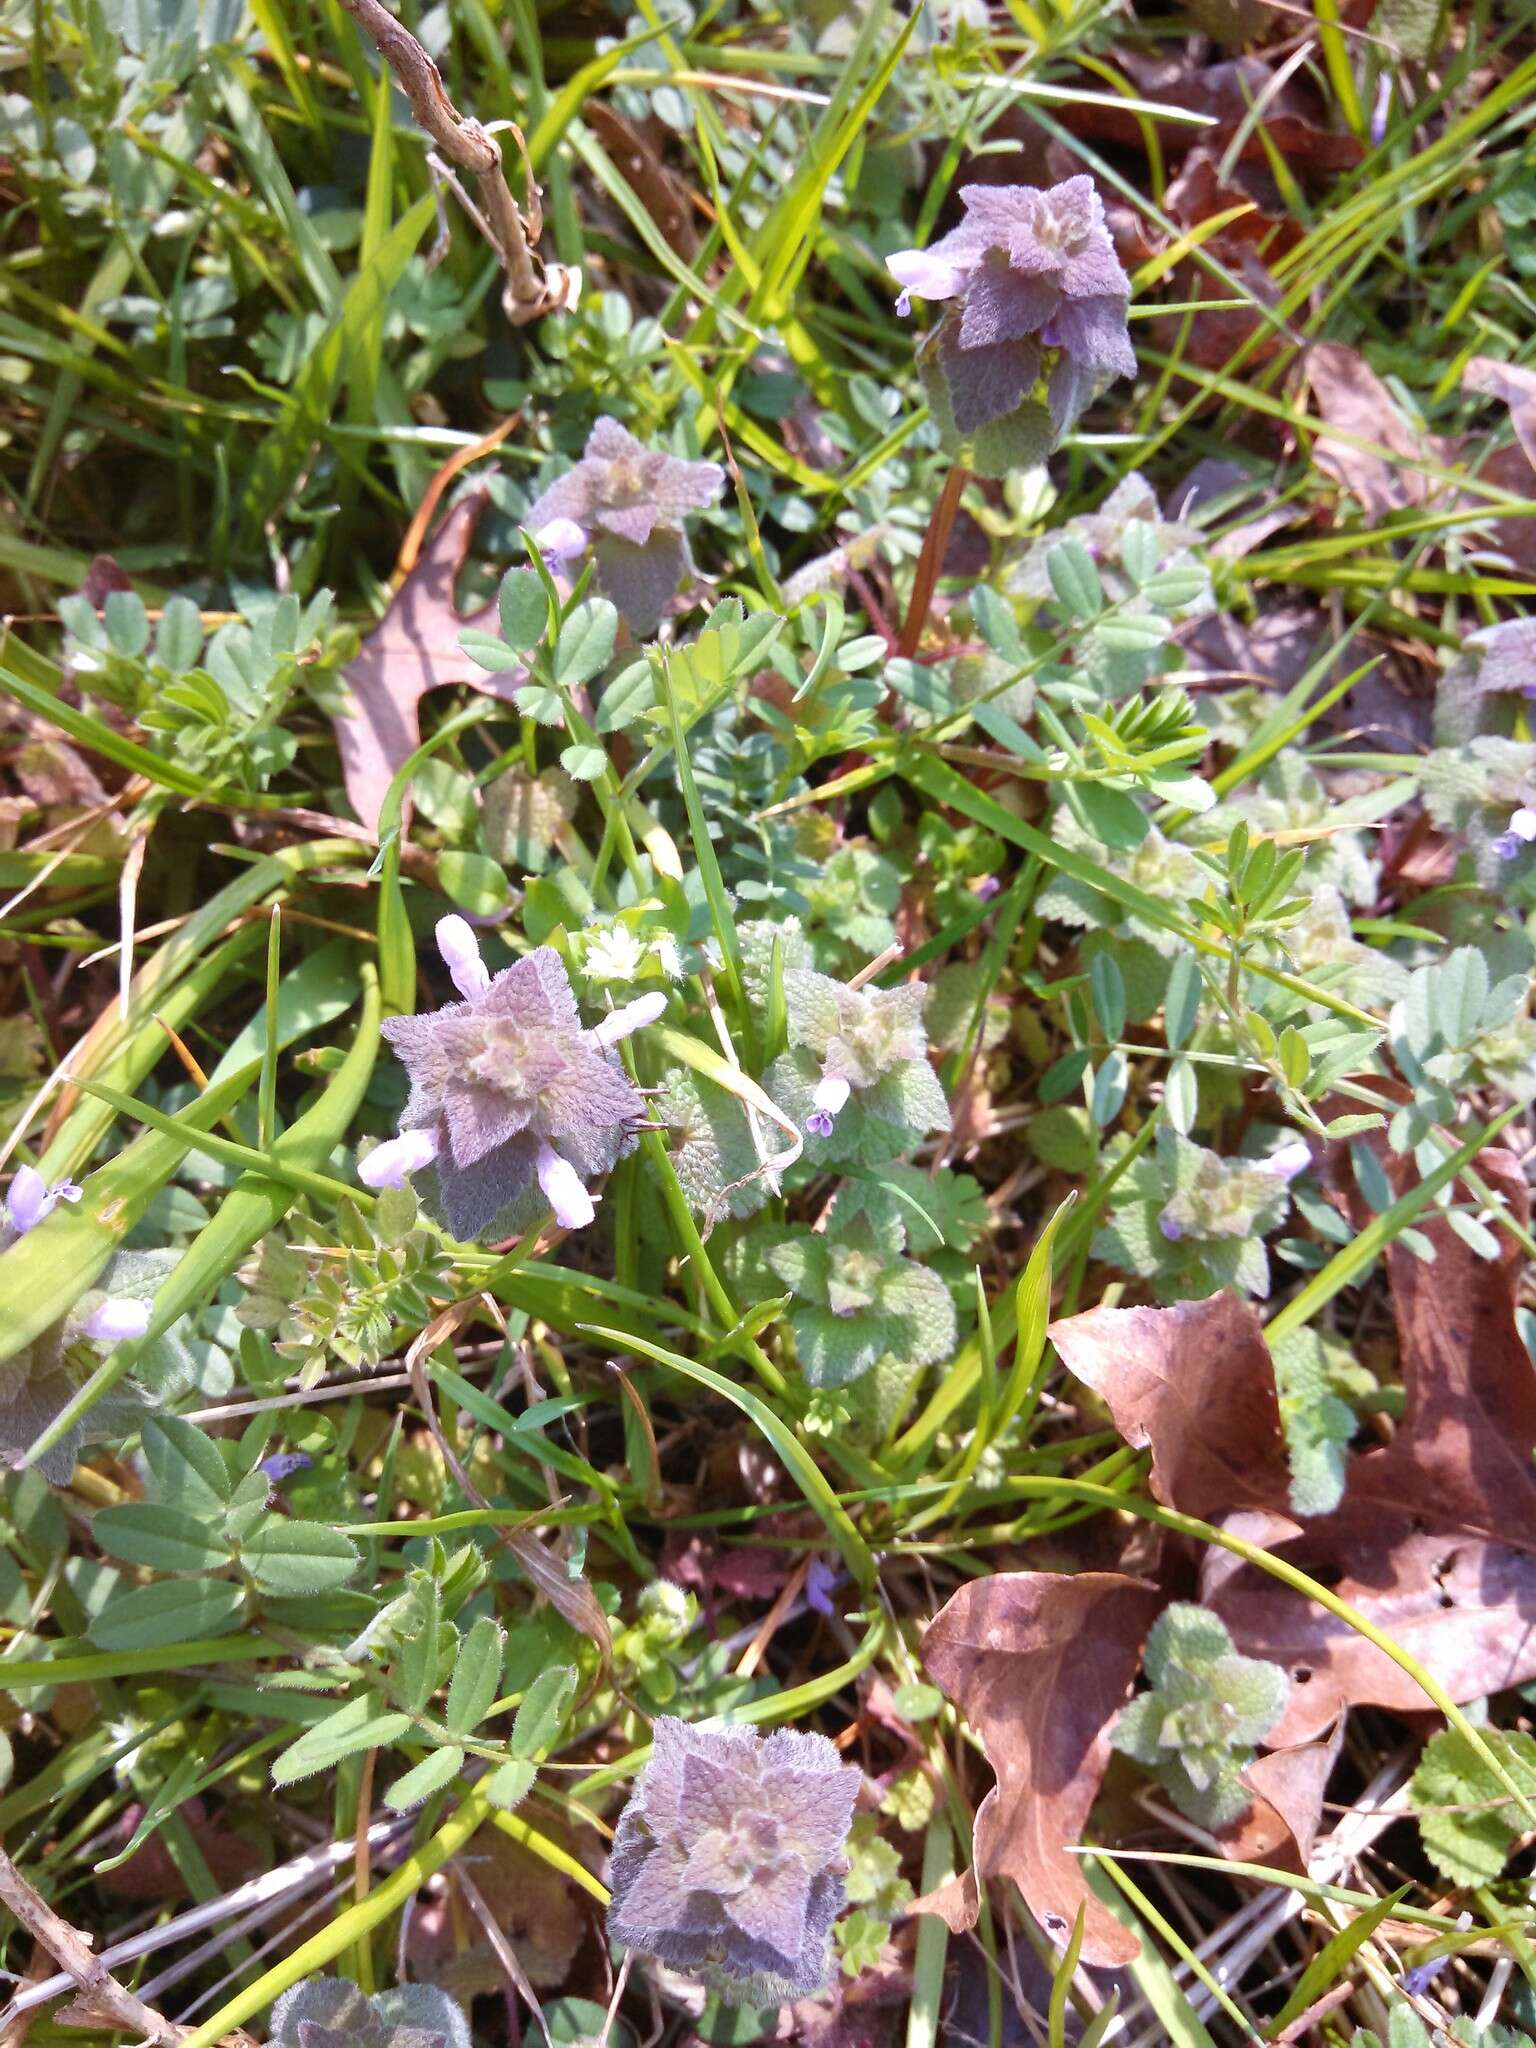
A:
271;1696;413;1785
446;1616;506;1737
241;1519;359;1597
144;1414;234;1516
499;566;551;651
89;1578;246;1651
386;1746;465;1810
482;1757;537;1810
510;1663;578;1758
1046;537;1102;618
553;599;618;686
93;1504;230;1575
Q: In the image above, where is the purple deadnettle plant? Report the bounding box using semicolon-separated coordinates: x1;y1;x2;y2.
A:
360;916;665;1241
888;174;1135;473
523;417;725;637
607;1716;860;2005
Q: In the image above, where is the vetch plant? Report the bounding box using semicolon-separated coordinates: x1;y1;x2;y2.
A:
359;917;665;1240
523;416;724;636
1110;1603;1289;1830
888;175;1135;472
607;1715;860;2006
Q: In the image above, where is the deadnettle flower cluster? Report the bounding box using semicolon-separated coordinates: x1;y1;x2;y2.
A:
607;1716;860;2006
525;417;724;636
888;174;1135;469
1157;1140;1311;1244
783;968;949;1148
0;1167;156;1482
360;917;664;1241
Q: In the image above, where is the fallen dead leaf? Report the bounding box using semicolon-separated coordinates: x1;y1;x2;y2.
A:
1306;342;1458;520
1327;1144;1536;1546
918;1570;1164;1966
1206;1144;1536;1743
1225;1714;1345;1871
1049;1293;1293;1521
1204;1509;1536;1746
1464;355;1536;471
332;489;527;837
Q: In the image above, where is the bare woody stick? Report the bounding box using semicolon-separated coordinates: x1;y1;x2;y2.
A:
0;1849;260;2047
333;0;578;324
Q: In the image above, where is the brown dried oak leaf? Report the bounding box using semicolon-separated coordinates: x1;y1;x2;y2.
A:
1050;1292;1293;1521
333;490;526;837
1206;1147;1536;1743
919;1570;1164;1967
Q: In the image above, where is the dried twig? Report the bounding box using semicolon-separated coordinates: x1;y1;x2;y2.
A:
333;0;578;324
0;1849;259;2048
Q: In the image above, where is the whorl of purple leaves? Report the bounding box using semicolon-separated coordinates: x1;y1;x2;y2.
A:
888;175;1135;471
378;946;645;1241
524;417;724;636
268;1978;470;2048
607;1716;860;2005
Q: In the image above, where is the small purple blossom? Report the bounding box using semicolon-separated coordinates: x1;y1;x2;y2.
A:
1370;74;1392;147
1258;1140;1312;1182
367;919;659;1241
974;874;1002;903
1158;1211;1184;1242
805;1558;839;1618
79;1298;152;1343
358;1128;441;1191
607;1716;860;2004
1494;806;1536;860
534;516;587;563
260;1451;314;1484
523;418;724;636
806;1073;851;1139
5;1165;82;1239
887;175;1135;454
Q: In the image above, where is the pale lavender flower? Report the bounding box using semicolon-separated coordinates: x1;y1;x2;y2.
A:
1258;1140;1312;1181
358;1128;441;1191
523;418;724;636
1370;74;1392;147
888;175;1136;452
607;1716;860;2005
1493;805;1536;861
79;1298;152;1343
534;516;587;562
805;1558;839;1618
1158;1212;1184;1242
806;1073;851;1139
5;1166;82;1239
368;920;658;1240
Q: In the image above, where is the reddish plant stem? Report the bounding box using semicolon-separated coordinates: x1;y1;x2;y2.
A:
897;462;968;661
